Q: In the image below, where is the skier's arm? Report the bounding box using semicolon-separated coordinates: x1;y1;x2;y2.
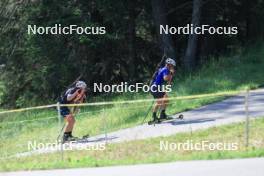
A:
74;89;86;102
164;74;172;81
69;88;86;104
168;68;175;84
163;68;173;81
67;89;80;102
164;68;175;84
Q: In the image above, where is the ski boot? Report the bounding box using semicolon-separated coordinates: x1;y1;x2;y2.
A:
159;110;168;120
148;112;160;125
62;133;79;143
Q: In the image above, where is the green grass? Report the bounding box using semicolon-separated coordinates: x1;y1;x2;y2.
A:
1;117;263;171
0;97;222;157
1;43;264;165
0;80;4;106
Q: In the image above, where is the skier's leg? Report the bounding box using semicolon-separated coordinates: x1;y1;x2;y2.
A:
62;114;75;142
160;93;169;119
64;114;75;133
152;98;162;121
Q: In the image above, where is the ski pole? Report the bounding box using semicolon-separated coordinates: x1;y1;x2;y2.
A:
141;100;154;125
57;122;66;143
141;53;167;125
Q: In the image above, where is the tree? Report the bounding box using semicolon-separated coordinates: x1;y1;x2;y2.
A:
125;0;137;82
151;0;176;58
184;0;202;71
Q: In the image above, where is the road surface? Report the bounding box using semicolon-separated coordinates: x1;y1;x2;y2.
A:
14;88;264;157
2;158;264;176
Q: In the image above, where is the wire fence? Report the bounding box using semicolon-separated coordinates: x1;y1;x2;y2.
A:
0;89;263;161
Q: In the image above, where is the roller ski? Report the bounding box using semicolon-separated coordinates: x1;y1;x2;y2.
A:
148;111;184;125
162;114;184;121
148;118;160;125
62;133;79;143
70;134;90;143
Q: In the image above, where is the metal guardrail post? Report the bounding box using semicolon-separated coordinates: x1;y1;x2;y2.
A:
103;108;108;144
56;102;64;160
244;89;249;148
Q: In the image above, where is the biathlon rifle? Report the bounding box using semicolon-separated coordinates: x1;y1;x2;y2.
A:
149;53;167;86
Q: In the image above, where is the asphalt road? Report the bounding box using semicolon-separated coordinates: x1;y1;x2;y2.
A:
2;158;264;176
91;88;264;142
15;88;264;157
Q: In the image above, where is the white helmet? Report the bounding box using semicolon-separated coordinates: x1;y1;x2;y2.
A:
165;58;176;66
76;81;87;89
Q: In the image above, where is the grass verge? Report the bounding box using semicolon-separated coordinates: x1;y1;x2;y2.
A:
1;117;263;171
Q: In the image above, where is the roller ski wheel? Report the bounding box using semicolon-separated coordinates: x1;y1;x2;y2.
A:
82;134;90;139
73;134;90;143
178;114;184;119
